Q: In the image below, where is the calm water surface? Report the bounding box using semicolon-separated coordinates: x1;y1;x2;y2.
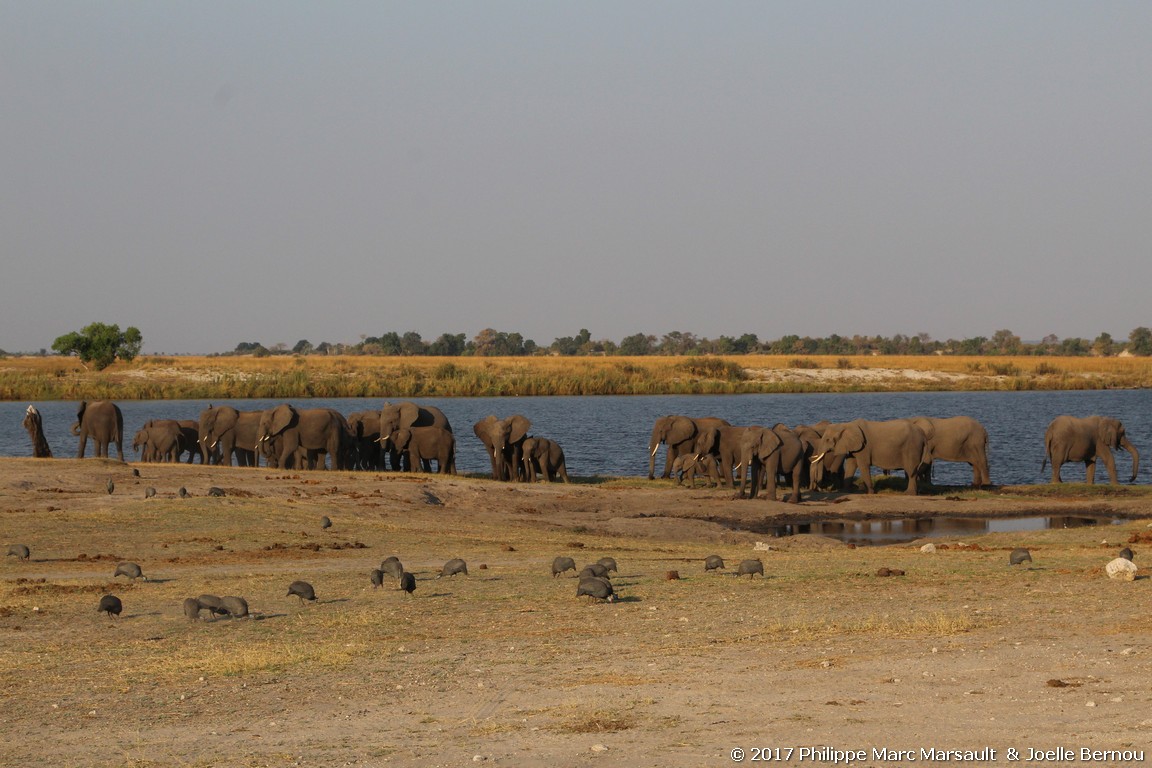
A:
4;390;1151;486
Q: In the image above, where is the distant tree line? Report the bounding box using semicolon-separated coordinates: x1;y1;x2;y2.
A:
226;326;1152;358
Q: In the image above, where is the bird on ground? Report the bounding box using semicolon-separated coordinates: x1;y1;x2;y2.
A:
320;515;332;531
400;571;416;596
106;479;115;495
207;487;225;497
178;486;188;498
1009;548;1032;566
287;580;317;605
551;556;576;577
98;594;123;618
704;555;726;572
576;576;615;602
132;468;140;477
370;569;385;588
113;562;146;581
6;544;30;561
144;487;156;499
1119;547;1135;562
437;558;468;578
596;557;618;573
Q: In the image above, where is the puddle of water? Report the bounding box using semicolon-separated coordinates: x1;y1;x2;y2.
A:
772;516;1126;546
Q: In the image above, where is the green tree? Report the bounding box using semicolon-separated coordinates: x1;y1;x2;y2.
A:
1128;327;1152;356
1093;332;1114;357
52;322;143;370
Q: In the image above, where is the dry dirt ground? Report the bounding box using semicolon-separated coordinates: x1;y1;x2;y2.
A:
3;458;1152;767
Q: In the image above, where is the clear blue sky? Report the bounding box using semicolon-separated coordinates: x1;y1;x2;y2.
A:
2;2;1150;354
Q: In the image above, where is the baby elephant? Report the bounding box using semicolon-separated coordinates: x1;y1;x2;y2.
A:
551;556;577;577
521;436;571;483
672;454;714;487
438;558;468;578
737;559;764;578
576;576;615;602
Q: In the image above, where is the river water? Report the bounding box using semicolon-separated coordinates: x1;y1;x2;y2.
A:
3;390;1151;486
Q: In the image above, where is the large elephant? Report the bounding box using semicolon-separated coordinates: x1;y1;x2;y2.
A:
73;400;124;460
22;405;52;458
177;420;201;464
739;424;808;502
794;422;852;490
390;426;456;474
521;436;570;483
647;415;731;480
379;402;452;471
909;415;990;487
346;410;382;470
812;419;930;495
256;405;349;470
133;419;185;463
692;424;754;487
1042;415;1139;484
198;405;261;466
473;415;531;481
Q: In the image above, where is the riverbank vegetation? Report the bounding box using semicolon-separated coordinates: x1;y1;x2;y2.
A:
1;353;1150;401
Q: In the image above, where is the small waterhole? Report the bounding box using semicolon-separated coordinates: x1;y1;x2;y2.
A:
770;515;1127;546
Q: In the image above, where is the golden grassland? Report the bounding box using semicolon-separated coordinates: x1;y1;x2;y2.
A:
1;353;1151;400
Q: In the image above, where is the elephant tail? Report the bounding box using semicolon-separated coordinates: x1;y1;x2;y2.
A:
70;422;81;436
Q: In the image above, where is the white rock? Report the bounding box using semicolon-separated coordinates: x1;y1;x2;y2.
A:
591;744;609;753
920;543;937;553
1105;558;1138;581
754;542;775;551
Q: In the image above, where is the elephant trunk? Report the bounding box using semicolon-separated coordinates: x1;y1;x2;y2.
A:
1122;436;1139;482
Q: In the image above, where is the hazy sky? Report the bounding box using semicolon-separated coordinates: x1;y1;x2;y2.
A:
3;2;1151;354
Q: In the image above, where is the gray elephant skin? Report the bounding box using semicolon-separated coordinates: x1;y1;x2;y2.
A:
198;405;261;466
379;402;452;471
390;426;456;474
473;414;531;481
909;416;990;487
521;436;570;483
648;415;730;480
346;410;382;470
256;405;351;470
73;400;124;460
812;419;930;495
739;424;808;502
1042;415;1139;484
132;419;186;463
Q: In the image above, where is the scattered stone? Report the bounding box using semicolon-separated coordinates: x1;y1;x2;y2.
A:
753;542;775;551
591;744;609;753
920;543;936;554
1105;557;1138;581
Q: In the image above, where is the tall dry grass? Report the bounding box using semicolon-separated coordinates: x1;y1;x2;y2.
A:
1;354;1150;400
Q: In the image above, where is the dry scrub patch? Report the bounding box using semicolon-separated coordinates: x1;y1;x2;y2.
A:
2;458;1152;765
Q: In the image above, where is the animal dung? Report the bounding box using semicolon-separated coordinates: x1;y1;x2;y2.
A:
596;556;618;573
551;556;576;577
875;567;906;577
6;544;30;561
98;594;122;618
704;554;725;571
478;563;487;570
664;570;681;581
113;562;146;581
737;559;764;578
1009;548;1033;566
287;580;317;603
438;558;468;578
576;576;615;602
400;571;416;595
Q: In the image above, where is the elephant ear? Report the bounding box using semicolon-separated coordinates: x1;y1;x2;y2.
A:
508;415;531;443
271;405;296;436
474;415;499;441
667;417;696;446
837;424;866;454
399;402;420;430
521;437;537;456
1102;421;1119;448
695;427;718;454
757;428;783;458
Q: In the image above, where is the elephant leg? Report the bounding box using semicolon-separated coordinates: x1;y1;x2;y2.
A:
858;460;875;494
765;458;779;501
1051;460;1062;483
1085;459;1096;485
789;468;803;504
1101;452;1118;484
905;465;919;495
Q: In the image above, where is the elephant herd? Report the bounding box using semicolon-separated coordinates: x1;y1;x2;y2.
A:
29;401;1141;494
57;399;570;483
649;413;1140;500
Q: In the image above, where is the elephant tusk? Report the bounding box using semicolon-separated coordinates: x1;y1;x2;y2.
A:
810;452;825;463
650;444;660;458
